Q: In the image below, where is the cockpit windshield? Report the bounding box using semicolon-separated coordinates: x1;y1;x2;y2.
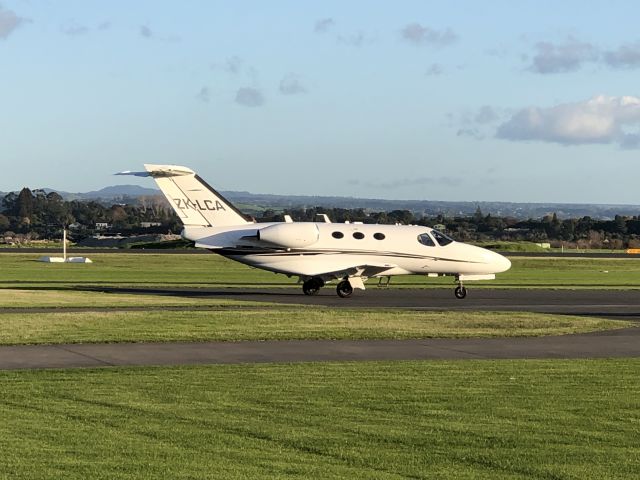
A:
417;233;435;247
431;229;454;246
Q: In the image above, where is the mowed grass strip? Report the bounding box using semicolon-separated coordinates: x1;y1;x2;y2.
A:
0;309;627;345
0;289;269;309
490;256;640;289
0;360;638;479
2;253;640;289
0;253;280;288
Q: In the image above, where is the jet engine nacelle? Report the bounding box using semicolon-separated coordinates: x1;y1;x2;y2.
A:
257;223;319;248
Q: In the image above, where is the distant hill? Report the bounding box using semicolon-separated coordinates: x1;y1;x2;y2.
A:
39;185;161;201
3;185;640;220
79;185;160;199
220;191;640;221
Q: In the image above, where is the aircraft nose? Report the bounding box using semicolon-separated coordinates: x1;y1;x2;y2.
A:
489;251;511;273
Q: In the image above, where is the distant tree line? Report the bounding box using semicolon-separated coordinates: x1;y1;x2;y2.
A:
1;189;640;249
0;188;181;241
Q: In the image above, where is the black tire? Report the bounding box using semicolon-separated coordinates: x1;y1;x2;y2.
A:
454;286;467;299
336;280;354;298
303;278;322;296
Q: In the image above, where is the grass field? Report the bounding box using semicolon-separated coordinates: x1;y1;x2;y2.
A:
0;309;626;345
0;252;637;479
0;252;634;345
1;360;638;479
1;252;639;290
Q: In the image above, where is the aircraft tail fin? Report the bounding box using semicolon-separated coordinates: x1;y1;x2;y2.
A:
117;164;252;227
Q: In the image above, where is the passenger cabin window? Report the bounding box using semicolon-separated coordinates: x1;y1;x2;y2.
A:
417;233;435;247
432;230;454;246
373;233;385;240
332;231;344;239
353;232;365;240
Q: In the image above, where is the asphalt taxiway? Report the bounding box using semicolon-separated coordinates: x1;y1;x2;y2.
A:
0;288;639;370
78;286;640;318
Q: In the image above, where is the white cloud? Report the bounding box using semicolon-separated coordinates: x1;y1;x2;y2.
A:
425;63;443;76
279;74;307;95
0;5;29;40
401;23;457;47
496;95;640;148
528;38;598;74
525;37;640;73
224;56;243;74
235;87;264;107
338;31;370;47
314;18;334;34
139;25;153;38
196;86;210;103
457;128;483;140
138;24;179;42
603;42;640;69
474;106;498;124
62;22;89;36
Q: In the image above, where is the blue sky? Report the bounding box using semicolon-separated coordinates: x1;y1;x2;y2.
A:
2;0;640;203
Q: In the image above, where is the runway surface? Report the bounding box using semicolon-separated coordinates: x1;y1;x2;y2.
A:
79;286;640;318
1;288;639;370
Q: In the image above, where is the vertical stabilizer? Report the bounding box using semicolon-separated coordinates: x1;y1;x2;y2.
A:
119;164;251;227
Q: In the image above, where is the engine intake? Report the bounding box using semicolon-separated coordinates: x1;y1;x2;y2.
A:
257;223;319;248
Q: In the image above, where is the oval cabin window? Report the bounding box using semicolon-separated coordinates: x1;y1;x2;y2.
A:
353;232;365;240
373;233;385;240
332;231;344;239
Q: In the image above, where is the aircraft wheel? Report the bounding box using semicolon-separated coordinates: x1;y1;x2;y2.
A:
454;286;467;299
303;278;323;296
336;280;354;298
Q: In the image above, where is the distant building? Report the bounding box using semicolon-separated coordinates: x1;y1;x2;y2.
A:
140;222;162;228
95;222;111;230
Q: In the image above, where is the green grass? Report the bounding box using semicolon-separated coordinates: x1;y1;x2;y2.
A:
0;253;277;288
0;288;269;308
489;256;640;289
1;252;640;290
0;360;638;479
475;241;549;252
0;309;626;345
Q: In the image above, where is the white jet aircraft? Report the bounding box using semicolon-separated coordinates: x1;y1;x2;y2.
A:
118;165;511;298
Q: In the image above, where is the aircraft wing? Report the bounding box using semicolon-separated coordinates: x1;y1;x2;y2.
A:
271;257;399;280
322;263;398;279
303;261;400;290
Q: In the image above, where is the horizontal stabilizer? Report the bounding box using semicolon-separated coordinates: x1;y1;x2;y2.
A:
116;165;195;178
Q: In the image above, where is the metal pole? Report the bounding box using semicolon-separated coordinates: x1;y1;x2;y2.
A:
63;228;67;261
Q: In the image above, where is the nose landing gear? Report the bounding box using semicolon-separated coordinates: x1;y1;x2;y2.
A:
454;285;467;299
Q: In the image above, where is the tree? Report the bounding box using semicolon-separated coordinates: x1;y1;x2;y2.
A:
614;215;627;234
16;188;34;219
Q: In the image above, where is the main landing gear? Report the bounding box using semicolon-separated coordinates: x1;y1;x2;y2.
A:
336;280;354;298
302;277;324;296
302;277;355;298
